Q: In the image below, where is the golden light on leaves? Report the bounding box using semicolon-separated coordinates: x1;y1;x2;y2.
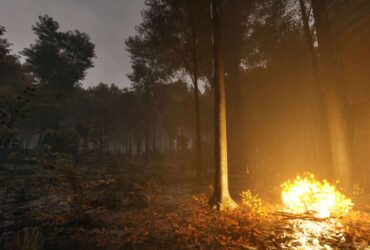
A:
281;173;353;218
240;190;266;216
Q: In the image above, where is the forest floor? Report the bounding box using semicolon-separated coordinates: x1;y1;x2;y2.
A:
1;159;370;249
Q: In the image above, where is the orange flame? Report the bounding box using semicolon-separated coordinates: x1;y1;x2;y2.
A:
281;173;353;218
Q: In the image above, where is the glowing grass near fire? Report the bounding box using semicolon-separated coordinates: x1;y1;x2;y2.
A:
281;173;353;218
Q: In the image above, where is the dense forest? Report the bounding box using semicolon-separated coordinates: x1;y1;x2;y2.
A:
1;0;370;249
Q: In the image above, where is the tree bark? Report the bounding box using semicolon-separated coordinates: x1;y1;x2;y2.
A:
208;0;237;210
311;0;352;190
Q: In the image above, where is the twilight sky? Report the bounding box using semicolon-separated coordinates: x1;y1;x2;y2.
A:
0;0;146;88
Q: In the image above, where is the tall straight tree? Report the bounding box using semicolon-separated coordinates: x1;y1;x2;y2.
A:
298;0;320;86
208;0;237;210
223;0;253;176
126;34;170;159
311;0;352;190
298;0;331;169
164;0;211;183
137;0;212;183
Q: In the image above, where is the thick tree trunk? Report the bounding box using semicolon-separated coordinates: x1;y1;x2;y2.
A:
208;0;237;210
311;0;352;190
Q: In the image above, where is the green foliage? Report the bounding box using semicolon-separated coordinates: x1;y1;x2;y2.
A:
126;0;212;88
0;26;11;58
0;26;26;87
0;85;37;161
0;28;33;163
22;15;95;91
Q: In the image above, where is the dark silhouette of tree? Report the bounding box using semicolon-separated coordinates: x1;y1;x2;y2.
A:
21;15;96;148
311;0;352;190
0;26;10;59
298;0;332;175
0;26;29;87
129;0;212;181
223;0;254;176
160;0;212;183
0;27;34;162
22;15;95;91
126;31;170;160
298;0;320;85
208;0;237;210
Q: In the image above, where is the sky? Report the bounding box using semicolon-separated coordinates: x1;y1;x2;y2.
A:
0;0;146;88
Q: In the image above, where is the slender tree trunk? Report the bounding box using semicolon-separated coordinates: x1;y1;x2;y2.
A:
193;67;202;183
144;83;150;162
208;0;237;210
225;0;244;175
152;123;156;156
137;139;142;157
127;130;132;157
299;0;320;85
0;137;11;163
311;0;352;190
190;15;203;184
298;0;331;171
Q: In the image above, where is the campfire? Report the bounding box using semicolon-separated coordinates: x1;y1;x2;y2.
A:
281;173;353;219
276;173;357;249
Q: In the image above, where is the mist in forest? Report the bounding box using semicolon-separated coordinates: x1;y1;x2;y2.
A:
1;0;370;249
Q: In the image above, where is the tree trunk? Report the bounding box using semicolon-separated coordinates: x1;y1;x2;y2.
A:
208;0;237;210
225;0;244;176
193;66;203;184
190;14;203;184
299;0;320;85
311;0;352;190
151;123;156;157
298;0;331;172
144;83;150;162
0;137;11;163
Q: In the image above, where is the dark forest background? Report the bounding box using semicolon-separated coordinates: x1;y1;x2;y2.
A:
1;0;370;187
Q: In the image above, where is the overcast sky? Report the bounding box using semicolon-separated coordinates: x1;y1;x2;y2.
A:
0;0;146;88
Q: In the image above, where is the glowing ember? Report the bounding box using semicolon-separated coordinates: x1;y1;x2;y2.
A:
281;173;353;218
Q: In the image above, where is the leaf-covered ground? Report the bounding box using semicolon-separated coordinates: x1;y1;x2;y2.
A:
1;161;370;249
64;188;370;249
